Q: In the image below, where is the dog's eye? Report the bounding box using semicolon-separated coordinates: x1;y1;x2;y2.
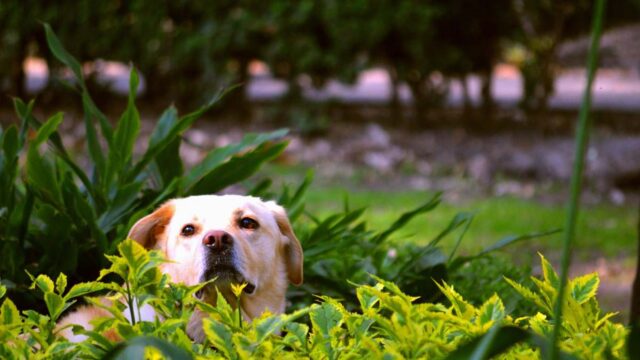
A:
239;217;259;230
181;224;196;236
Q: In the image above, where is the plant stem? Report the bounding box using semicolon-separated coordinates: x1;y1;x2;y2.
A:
125;280;136;325
549;0;606;359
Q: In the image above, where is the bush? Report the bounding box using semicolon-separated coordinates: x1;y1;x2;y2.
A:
0;240;629;359
0;25;289;308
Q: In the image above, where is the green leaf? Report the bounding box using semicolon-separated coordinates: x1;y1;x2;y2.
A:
449;229;560;271
372;192;441;245
2;125;19;160
539;252;560;289
55;273;67;295
183;129;288;192
44;23;84;82
187;140;288;195
436;281;475;320
310;302;343;339
477;295;505;326
102;336;193;360
106;68;141;186
44;292;65;320
31;274;55;293
445;326;529;360
64;282;110;302
504;277;552;315
34;112;64;145
255;315;284;343
97;182;143;232
570;273;599;304
0;298;21;325
203;318;237;360
0;285;5;299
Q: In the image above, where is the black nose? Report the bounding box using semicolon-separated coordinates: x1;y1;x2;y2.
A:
202;230;233;251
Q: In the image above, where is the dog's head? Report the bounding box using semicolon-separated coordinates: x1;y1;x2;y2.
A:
127;195;303;309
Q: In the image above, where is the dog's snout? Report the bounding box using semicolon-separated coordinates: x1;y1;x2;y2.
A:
202;230;233;251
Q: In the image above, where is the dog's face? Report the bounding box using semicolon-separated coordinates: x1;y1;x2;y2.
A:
127;195;303;315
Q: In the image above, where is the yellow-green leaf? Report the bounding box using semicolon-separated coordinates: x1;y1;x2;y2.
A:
0;298;21;326
477;294;505;326
31;274;55;294
56;273;67;295
538;253;560;288
570;273;599;304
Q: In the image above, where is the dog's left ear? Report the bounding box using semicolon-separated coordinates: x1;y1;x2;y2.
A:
267;201;303;285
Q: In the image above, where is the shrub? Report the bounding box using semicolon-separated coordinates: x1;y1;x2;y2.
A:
0;240;629;359
0;25;289;307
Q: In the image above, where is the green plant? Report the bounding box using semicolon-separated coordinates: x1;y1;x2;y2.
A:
450;254;536;317
551;1;606;358
0;24;288;308
283;191;557;311
0;241;629;359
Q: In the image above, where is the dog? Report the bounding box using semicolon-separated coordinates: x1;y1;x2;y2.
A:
57;195;303;342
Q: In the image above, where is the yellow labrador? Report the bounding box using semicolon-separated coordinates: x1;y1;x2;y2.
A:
58;195;303;342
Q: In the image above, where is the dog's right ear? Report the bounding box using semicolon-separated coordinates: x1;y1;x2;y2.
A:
127;202;175;249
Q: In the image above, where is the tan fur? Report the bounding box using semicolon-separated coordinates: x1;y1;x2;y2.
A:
57;195;303;342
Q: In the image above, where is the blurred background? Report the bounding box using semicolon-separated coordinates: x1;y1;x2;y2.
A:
1;1;640;314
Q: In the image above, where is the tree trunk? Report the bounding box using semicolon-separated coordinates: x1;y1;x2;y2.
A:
480;69;494;111
387;66;403;121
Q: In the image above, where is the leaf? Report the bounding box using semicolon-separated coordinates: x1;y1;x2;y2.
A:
31;274;55;293
202;318;237;360
0;285;5;299
34;112;64;145
183;129;288;192
310;302;343;339
2;125;19;160
448;229;561;271
102;336;193;360
539;252;561;289
436;281;475;320
254;315;284;343
570;273;599;304
106;68;141;186
372;192;441;245
477;295;506;326
64;282;110;302
187;141;288;195
97;182;143;232
44;23;84;82
0;298;21;325
55;273;67;295
504;277;552;315
445;326;529;360
44;292;65;320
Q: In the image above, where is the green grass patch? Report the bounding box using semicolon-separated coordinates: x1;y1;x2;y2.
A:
302;187;637;257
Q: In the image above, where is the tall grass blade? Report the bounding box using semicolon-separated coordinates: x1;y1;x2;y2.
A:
550;0;606;358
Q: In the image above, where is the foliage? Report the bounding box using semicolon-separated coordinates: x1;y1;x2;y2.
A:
3;1;638;110
505;253;628;359
0;25;288;307
278;190;557;311
450;254;536;317
0;240;629;359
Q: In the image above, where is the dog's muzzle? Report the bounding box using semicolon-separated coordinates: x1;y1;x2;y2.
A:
201;230;256;295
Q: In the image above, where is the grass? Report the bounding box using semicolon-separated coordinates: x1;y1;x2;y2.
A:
300;186;637;259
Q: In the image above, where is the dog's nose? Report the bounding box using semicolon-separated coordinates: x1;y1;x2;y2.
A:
202;230;233;251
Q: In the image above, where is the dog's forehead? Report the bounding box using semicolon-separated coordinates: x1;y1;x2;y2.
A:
169;195;272;224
